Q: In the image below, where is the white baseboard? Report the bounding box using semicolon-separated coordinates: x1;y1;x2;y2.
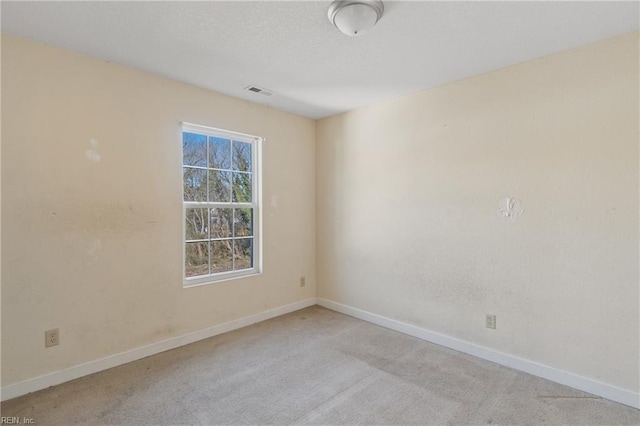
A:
4;297;638;409
1;298;317;402
317;298;639;409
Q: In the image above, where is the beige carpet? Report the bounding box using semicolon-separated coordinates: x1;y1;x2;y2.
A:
1;306;638;425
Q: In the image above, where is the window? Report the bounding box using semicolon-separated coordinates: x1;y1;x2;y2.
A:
182;122;261;286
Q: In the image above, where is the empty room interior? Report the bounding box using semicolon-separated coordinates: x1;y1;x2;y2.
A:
1;1;639;424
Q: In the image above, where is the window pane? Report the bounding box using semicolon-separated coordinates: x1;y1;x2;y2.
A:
209;170;231;202
234;238;253;270
234;208;253;237
211;240;232;273
185;242;209;277
183;132;207;167
185;208;208;241
183;167;207;202
210;208;232;239
209;136;231;169
232;141;252;172
232;172;252;202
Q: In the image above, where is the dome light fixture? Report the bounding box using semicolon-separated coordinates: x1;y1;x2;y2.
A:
328;0;384;37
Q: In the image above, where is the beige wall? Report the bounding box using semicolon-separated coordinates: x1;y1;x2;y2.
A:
1;35;316;386
317;32;639;393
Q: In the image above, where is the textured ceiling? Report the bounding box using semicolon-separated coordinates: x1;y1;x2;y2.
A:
2;1;638;119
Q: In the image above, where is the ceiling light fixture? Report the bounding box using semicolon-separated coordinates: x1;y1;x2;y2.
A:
328;0;384;37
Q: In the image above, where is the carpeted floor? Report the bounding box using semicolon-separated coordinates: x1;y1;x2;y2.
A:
1;306;638;425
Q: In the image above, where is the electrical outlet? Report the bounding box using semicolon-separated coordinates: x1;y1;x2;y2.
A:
45;328;59;347
300;276;306;287
486;314;496;329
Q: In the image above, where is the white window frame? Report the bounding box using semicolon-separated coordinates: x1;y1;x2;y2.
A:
181;122;262;287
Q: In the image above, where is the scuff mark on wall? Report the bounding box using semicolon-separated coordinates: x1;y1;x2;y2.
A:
85;138;101;162
38;201;154;236
86;239;102;265
498;197;524;220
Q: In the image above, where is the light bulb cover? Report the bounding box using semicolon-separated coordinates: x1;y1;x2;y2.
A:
328;0;384;37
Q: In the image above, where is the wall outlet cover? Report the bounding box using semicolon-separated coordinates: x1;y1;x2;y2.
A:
45;329;59;347
486;314;496;329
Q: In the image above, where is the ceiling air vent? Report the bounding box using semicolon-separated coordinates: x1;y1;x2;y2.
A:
244;85;273;96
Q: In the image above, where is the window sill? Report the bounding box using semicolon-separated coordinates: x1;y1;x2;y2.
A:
183;270;262;288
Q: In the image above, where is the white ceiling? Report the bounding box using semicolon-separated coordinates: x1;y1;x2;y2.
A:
2;1;638;119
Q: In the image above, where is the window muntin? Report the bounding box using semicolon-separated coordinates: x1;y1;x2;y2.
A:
182;123;261;286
